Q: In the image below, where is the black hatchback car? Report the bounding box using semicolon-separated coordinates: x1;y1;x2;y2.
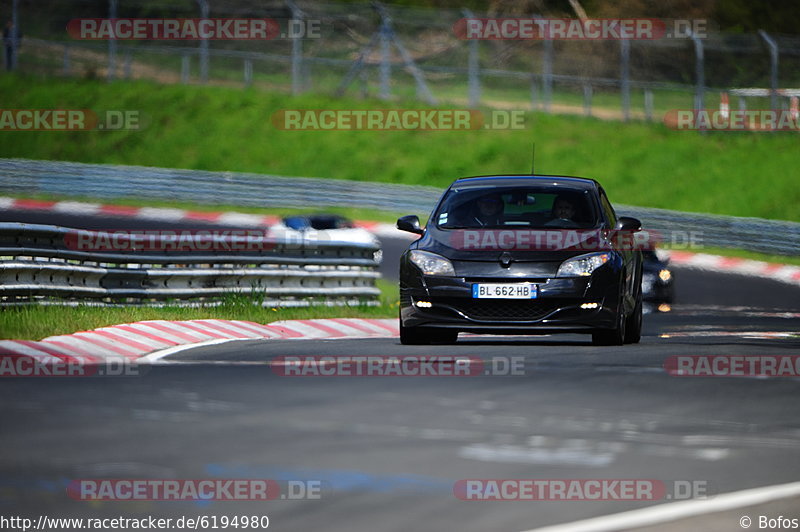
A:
397;175;643;346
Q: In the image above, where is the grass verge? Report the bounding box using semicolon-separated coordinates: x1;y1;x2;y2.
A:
0;75;798;222
0;280;399;341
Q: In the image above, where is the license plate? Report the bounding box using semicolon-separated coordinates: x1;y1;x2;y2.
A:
472;283;537;299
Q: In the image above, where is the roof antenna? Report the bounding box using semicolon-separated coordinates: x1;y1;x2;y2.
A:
531;143;536;175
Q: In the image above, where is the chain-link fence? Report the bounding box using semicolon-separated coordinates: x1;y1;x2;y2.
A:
5;1;800;120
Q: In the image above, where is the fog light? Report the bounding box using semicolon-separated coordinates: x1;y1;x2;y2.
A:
659;269;672;282
658;303;672;313
415;300;432;308
580;302;599;309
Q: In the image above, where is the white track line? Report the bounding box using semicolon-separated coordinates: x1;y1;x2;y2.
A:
137;338;260;364
135;207;187;221
522;480;800;532
216;212;269;226
53;201;101;215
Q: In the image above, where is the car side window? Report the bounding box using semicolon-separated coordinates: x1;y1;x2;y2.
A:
599;190;617;228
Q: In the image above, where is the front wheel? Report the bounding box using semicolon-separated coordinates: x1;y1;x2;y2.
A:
592;302;626;347
623;290;642;344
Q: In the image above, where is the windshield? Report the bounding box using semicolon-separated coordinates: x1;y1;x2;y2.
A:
434;185;600;229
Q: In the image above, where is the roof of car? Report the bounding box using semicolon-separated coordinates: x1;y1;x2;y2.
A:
451;175;599;190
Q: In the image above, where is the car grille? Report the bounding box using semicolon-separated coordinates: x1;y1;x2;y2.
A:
437;298;565;322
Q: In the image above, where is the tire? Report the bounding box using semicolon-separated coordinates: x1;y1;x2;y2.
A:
430;328;459;345
592;297;626;346
624;290;642;344
400;321;430;345
399;322;458;345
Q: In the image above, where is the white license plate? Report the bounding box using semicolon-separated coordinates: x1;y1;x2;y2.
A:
472;283;537;299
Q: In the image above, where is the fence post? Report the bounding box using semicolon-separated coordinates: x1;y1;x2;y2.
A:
287;0;304;95
542;26;552;113
197;0;209;83
644;89;653;121
359;70;368;98
758;30;779;111
123;49;132;79
244;58;252;86
463;9;480;108
63;44;71;76
181;54;190;83
690;30;704;112
689;29;705;133
9;0;19;70
530;76;538;110
107;0;117;81
620;38;630;121
378;9;391;100
583;84;592;117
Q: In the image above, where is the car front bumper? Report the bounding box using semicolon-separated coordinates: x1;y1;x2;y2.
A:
400;269;623;334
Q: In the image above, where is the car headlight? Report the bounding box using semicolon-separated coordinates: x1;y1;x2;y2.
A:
658;269;672;282
409;250;455;276
556;252;611;277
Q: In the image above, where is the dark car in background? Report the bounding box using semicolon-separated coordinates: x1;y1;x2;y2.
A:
397;175;643;346
282;213;356;231
642;249;675;304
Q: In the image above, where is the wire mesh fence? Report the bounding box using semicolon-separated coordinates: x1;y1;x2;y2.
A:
5;1;800;120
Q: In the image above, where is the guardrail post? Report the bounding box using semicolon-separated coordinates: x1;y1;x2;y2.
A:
758;30;779;112
620;38;630;122
197;0;209;83
463;8;480;108
107;0;117;81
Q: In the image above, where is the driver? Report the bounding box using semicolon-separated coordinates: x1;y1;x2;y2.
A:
545;196;580;228
471;194;504;227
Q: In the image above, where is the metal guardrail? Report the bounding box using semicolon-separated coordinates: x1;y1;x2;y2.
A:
615;205;800;257
0;222;381;306
1;159;799;257
0;158;435;214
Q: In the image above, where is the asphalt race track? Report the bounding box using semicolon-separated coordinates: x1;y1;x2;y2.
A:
1;208;799;531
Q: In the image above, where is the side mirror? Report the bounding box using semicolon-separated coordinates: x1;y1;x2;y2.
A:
616;216;642;232
397;215;424;235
